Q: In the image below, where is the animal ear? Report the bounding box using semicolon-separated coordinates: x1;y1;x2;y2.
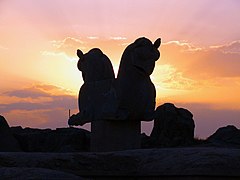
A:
77;49;84;59
154;38;161;49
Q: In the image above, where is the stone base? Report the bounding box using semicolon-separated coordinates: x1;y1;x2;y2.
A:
91;120;141;152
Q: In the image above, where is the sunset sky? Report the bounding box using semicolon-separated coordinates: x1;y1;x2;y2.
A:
1;0;240;138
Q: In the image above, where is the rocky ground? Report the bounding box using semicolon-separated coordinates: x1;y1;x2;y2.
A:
0;147;240;179
1;103;240;179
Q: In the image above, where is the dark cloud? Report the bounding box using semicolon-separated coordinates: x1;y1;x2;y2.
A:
0;84;77;113
0;102;48;112
3;88;49;98
3;84;74;98
0;95;77;113
0;84;78;129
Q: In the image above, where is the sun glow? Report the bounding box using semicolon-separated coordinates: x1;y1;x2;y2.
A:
1;0;240;138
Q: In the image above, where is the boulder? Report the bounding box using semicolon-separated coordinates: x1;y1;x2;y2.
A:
11;127;90;152
150;103;195;147
0;115;21;152
207;125;240;148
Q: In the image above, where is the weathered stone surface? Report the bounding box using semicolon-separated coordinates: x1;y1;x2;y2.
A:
91;120;141;152
0;148;239;178
11;127;90;152
207;125;240;148
150;103;195;147
0;115;21;152
0;167;82;179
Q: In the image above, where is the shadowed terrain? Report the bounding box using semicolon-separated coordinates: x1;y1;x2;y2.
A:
1;112;240;178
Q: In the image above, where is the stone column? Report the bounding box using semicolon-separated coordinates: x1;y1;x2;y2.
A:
91;120;141;152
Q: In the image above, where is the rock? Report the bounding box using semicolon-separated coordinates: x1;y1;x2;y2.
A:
150;103;195;147
0;115;21;152
0;148;239;177
207;125;240;148
11;127;90;152
0;167;82;179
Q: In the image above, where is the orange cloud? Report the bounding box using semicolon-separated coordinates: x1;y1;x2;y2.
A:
37;37;240;109
151;40;240;110
0;83;78;128
160;40;240;78
152;64;198;91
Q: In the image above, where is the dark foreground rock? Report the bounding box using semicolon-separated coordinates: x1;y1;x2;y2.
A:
0;167;82;179
150;103;195;147
11;126;90;152
0;115;21;152
0;147;239;178
207;125;240;148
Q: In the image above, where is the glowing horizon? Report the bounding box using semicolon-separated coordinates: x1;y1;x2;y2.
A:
1;0;240;138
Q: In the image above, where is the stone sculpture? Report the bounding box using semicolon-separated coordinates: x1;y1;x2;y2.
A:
115;37;161;121
76;48;115;82
68;37;161;126
68;48;115;126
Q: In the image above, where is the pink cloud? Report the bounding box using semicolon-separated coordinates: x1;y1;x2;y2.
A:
210;40;240;54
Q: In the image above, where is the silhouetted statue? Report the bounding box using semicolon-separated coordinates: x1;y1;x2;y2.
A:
68;37;161;125
76;48;115;82
68;37;161;151
68;48;115;126
115;37;161;121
